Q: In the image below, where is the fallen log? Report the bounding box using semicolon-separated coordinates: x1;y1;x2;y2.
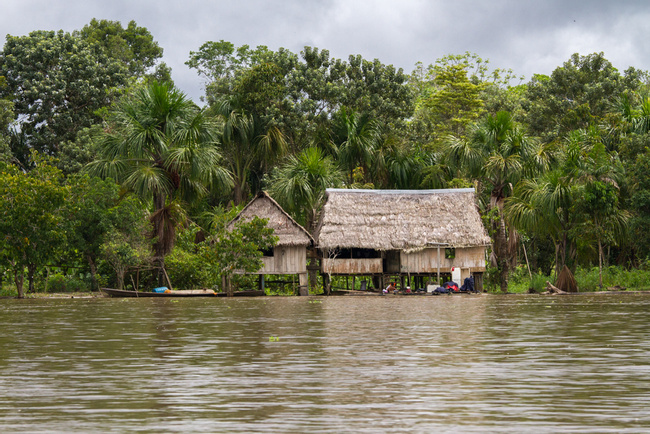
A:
607;285;627;291
543;281;567;295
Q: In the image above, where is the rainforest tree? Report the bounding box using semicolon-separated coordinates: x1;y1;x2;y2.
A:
0;30;127;165
88;81;232;283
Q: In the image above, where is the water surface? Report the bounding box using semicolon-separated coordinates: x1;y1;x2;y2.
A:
1;293;649;432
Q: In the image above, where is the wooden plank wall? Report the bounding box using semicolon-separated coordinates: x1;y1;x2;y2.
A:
321;258;383;274
258;246;307;274
400;247;486;273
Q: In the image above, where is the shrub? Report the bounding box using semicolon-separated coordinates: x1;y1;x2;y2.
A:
47;274;68;293
506;265;552;293
574;265;650;291
46;273;91;293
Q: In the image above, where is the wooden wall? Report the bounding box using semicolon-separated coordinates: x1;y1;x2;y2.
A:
321;258;383;274
400;246;486;273
253;246;308;275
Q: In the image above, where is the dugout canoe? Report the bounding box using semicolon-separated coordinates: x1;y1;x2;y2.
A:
100;288;265;298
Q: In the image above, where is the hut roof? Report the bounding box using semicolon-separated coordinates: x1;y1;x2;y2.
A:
228;191;314;247
314;188;491;251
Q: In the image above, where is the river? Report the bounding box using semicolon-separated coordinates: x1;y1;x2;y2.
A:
1;293;649;433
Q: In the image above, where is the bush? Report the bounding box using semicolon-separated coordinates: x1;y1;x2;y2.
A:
47;274;68;293
506;265;552;293
166;247;212;289
47;273;91;293
575;265;650;291
0;286;18;297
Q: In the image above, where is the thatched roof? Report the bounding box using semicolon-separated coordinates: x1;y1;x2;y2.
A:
314;188;491;252
228;191;314;247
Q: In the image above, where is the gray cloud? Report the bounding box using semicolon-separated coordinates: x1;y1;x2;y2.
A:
3;0;650;103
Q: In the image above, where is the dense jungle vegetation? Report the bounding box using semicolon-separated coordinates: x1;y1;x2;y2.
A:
2;19;650;297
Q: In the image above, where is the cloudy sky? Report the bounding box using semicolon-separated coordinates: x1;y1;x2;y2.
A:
3;0;649;103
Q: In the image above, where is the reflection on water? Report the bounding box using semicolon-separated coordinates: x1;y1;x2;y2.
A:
1;294;650;432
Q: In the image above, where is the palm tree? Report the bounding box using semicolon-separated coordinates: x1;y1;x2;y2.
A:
88;81;231;282
213;96;287;205
506;170;574;276
329;108;382;185
575;139;629;288
266;146;343;231
446;111;549;292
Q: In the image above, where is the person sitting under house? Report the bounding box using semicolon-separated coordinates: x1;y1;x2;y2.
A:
383;282;397;294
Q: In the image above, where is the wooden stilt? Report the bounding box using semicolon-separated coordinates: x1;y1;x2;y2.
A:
298;273;309;296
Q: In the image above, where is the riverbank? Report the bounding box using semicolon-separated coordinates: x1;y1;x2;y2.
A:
3;288;650;299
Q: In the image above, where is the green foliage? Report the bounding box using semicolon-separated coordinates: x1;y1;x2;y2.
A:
329;108;382;184
77;18;163;78
0;155;68;297
3;25;650;292
0;94;14;163
266;146;343;228
64;174;147;290
203;216;278;288
165;224;212;289
506;266;551;293
46;273;91;293
525;52;639;144
574;266;650;291
421;64;485;142
409;52;523;149
213;95;287;205
57;125;103;175
0;30;127;163
88;80;232;264
99;227;150;290
190;41;413;148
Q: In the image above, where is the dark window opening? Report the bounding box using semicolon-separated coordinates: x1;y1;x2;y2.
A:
329;248;381;259
261;248;274;257
445;248;456;259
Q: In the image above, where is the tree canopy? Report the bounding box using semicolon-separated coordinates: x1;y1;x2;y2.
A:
2;21;650;294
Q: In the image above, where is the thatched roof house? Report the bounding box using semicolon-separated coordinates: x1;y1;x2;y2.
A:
314;188;491;288
314;188;490;252
227;192;313;295
228;191;314;248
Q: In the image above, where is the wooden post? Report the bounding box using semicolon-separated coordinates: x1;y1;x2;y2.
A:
259;274;265;292
323;273;331;295
223;275;233;297
298;273;309;296
307;260;319;293
474;273;483;292
437;246;441;285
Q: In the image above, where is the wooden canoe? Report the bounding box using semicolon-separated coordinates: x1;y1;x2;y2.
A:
100;288;265;298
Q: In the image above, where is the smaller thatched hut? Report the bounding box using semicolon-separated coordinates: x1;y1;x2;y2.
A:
227;191;314;295
313;188;491;291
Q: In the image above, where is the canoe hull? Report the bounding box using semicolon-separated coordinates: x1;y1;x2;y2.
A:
100;288;265;298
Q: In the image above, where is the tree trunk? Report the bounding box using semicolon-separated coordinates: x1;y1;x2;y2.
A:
116;268;125;290
598;236;604;290
87;254;98;291
152;192;168;287
495;205;509;292
154;257;165;287
14;269;24;299
27;263;36;293
233;179;246;206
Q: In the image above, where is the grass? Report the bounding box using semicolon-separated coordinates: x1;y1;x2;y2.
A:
490;264;650;293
